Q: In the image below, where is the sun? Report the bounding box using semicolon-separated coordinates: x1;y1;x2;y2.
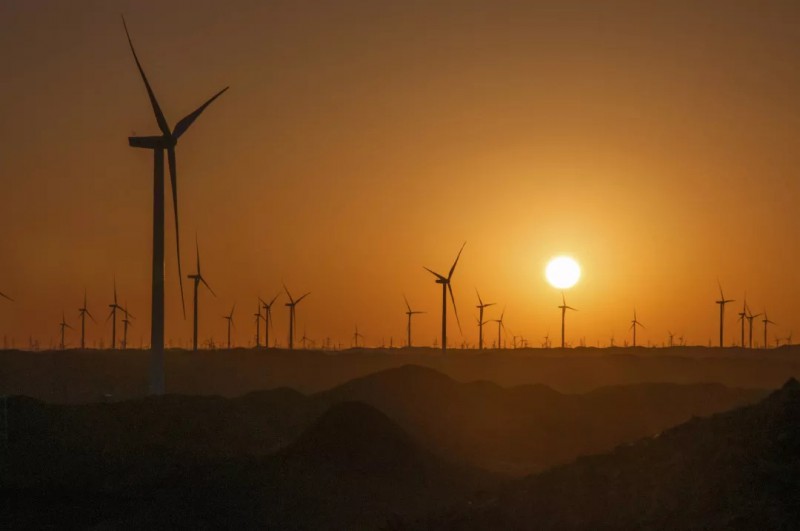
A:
545;256;581;289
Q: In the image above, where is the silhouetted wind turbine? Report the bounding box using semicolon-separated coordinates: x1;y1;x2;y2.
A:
492;307;506;349
558;292;577;348
746;308;761;349
667;330;674;348
78;290;95;349
223;304;235;349
253;302;264;348
187;238;216;352
424;242;465;351
352;325;364;348
715;282;734;348
630;309;644;347
121;304;135;350
762;311;776;349
737;297;748;348
284;285;310;350
260;293;280;350
122;17;228;394
59;311;73;350
403;295;425;348
475;289;495;350
107;280;123;350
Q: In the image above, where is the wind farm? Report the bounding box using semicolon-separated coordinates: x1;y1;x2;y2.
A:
3;4;800;530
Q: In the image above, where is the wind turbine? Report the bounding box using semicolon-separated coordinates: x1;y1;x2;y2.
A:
121;304;135;350
737;297;748;348
762;311;776;349
122;17;228;394
59;312;73;350
492;307;506;349
558;292;577;348
630;309;644;348
746;308;762;349
78;290;95;349
284;285;310;350
107;280;123;350
403;295;425;348
667;330;674;348
187;238;216;352
475;289;495;350
260;293;280;350
253;302;264;349
715;282;735;348
223;304;235;349
352;325;364;348
424;242;466;351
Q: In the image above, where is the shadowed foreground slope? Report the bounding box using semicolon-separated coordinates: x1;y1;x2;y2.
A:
404;378;800;530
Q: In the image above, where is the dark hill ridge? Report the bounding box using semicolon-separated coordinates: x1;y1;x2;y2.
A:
406;378;800;530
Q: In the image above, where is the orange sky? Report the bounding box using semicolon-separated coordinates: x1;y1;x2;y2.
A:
2;1;800;349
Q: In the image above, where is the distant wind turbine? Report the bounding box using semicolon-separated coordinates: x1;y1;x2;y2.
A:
107;280;123;350
223;304;235;349
630;310;645;348
284;285;310;350
667;330;674;348
121;304;135;350
492;307;506;349
424;242;466;351
475;289;495;350
187;238;216;351
746;308;761;349
352;325;364;348
59;311;73;350
558;292;577;348
737;297;748;348
715;282;735;348
253;302;264;348
122;16;229;394
403;295;425;348
260;293;280;350
78;290;95;349
762;311;776;349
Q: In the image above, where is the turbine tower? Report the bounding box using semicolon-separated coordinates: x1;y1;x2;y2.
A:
715;282;734;348
78;290;95;349
284;285;310;350
475;289;495;350
260;293;280;350
492;307;506;349
253;302;264;348
187;238;216;352
121;305;135;350
122;17;228;395
403;295;425;348
746;309;762;349
737;297;748;348
107;280;123;350
630;309;644;348
762;311;776;349
223;304;235;349
59;312;73;350
558;292;577;348
424;242;466;351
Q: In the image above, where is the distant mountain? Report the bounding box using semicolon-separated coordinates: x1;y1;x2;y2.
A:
406;378;800;530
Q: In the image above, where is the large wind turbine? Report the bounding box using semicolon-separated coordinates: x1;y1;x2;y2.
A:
558;292;577;348
746;308;762;349
475;289;495;350
403;295;424;348
492;307;506;349
260;293;280;350
762;311;776;349
284;285;310;350
187;239;216;351
59;312;73;350
737;297;748;348
630;309;645;348
107;280;123;350
122;17;228;394
223;304;236;349
78;290;95;349
121;304;135;350
253;302;264;348
424;242;466;351
715;282;735;348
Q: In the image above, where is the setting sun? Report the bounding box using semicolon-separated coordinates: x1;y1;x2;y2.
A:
545;256;581;289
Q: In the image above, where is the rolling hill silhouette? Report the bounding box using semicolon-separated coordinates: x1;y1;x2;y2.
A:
405;378;800;530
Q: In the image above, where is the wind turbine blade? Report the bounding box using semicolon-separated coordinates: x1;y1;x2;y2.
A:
448;283;461;333
107;308;114;322
172;87;229;140
283;284;294;303
167;147;186;318
86;310;96;323
296;292;311;305
113;278;118;305
269;292;280;306
423;267;447;281
196;236;201;276
121;16;171;137
447;241;466;280
403;294;411;313
475;288;483;307
0;291;12;301
200;276;216;297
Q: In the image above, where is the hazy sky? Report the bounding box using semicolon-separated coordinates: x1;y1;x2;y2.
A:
2;0;800;348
